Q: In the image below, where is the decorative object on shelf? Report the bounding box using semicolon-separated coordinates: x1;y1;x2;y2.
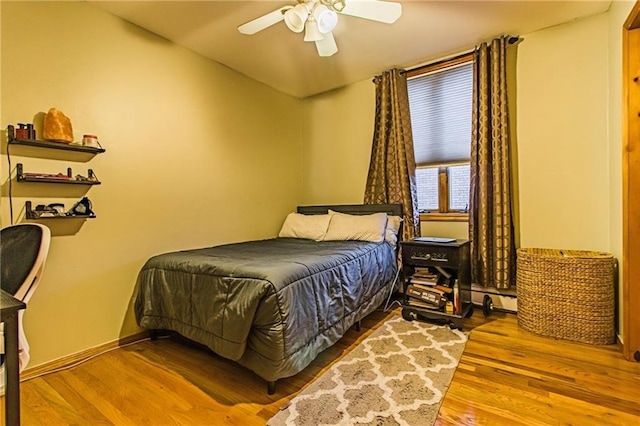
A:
16;163;100;185
82;134;100;148
25;172;70;181
15;123;29;139
32;203;65;218
15;123;36;140
42;108;74;143
68;197;94;217
74;170;99;183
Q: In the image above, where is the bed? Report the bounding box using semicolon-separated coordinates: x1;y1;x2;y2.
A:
134;204;402;393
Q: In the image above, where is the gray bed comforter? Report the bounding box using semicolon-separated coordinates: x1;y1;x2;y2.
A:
135;237;397;381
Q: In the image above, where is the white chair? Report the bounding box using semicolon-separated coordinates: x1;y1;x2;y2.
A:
1;223;51;388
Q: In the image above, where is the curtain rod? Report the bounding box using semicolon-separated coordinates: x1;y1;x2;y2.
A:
372;36;520;82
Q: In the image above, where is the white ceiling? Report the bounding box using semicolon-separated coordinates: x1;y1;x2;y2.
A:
91;0;611;98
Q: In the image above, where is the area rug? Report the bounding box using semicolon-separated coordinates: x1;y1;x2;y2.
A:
268;315;467;426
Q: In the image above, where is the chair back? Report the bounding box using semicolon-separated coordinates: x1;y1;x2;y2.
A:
1;223;51;303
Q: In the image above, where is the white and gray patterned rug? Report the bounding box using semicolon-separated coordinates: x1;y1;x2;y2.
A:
268;315;467;426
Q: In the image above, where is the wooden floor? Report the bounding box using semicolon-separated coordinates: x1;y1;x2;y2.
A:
3;307;640;425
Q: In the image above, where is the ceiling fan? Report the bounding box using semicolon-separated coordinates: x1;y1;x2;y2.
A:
238;0;402;57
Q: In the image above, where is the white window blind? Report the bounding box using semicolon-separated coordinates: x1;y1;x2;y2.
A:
415;167;439;211
407;62;473;167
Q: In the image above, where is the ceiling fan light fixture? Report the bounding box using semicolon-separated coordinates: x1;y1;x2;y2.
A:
313;5;338;33
304;18;324;42
239;0;402;58
315;31;338;56
284;3;309;33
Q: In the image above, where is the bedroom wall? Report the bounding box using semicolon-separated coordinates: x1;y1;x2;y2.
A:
300;80;375;206
299;80;469;239
302;12;616;251
516;13;610;251
1;1;302;368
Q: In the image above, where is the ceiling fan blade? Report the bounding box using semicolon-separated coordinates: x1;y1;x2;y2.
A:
315;32;338;57
340;0;402;24
238;7;289;35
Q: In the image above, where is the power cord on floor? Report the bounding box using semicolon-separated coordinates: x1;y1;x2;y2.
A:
7;143;14;224
384;299;403;312
381;267;402;312
19;335;170;383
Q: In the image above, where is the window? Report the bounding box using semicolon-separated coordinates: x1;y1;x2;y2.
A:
407;54;473;221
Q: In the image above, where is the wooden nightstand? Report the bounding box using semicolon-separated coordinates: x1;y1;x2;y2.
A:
399;239;472;329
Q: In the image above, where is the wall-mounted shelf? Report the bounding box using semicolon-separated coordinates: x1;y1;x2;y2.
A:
26;214;97;220
16;163;101;185
6;124;103;228
8;137;105;154
25;201;96;220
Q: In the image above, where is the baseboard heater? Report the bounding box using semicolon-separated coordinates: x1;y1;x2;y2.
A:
471;284;518;313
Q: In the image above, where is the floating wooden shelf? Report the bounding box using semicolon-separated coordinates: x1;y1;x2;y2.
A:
16;164;101;185
25;201;96;220
26;214;97;220
8;137;105;154
6;125;103;229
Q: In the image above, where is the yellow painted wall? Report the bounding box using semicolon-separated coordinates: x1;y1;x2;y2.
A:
2;0;633;368
300;80;375;205
300;10;633;336
302;13;620;251
299;79;470;239
1;1;302;367
517;14;610;250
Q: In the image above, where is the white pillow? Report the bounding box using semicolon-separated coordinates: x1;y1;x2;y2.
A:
385;215;403;246
278;213;332;241
324;211;388;243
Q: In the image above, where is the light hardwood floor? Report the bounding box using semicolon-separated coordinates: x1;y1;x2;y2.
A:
3;307;640;425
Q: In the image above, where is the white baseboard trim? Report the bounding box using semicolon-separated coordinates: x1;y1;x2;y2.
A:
471;285;518;313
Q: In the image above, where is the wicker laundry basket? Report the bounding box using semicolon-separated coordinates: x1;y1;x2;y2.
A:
516;248;615;345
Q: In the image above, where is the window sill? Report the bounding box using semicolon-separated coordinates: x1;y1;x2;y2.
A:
420;213;469;222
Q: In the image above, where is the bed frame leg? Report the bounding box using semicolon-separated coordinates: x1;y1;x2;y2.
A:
267;381;276;395
355;320;361;332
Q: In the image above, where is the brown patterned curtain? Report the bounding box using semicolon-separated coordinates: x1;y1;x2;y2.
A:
469;37;517;289
364;69;420;241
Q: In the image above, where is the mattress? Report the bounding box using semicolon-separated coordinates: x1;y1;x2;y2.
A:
134;237;397;381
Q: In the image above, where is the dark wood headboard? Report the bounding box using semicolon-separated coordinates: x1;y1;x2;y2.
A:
297;204;403;217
